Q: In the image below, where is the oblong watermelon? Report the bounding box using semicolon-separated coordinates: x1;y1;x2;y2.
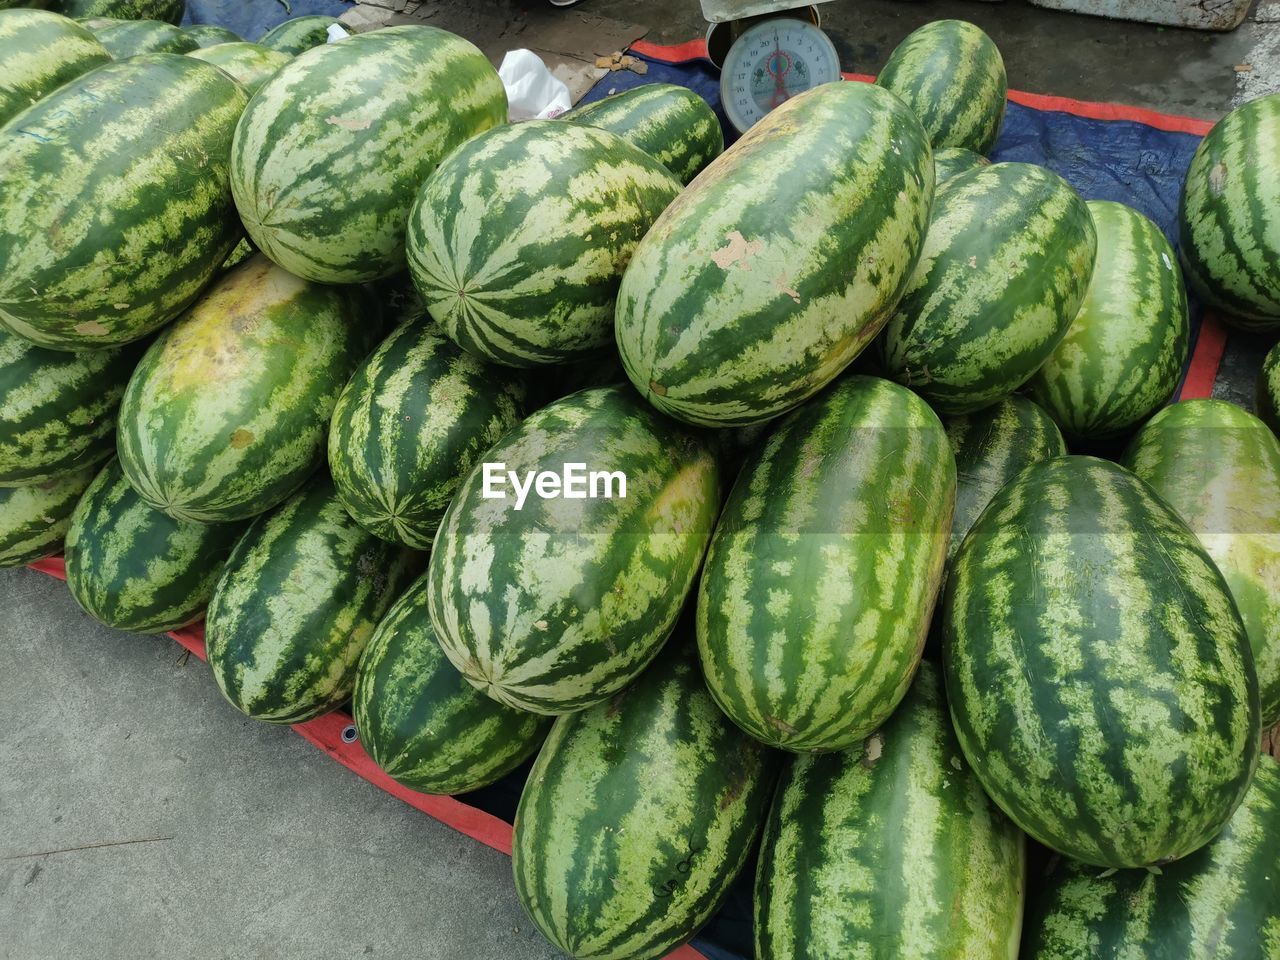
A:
615;81;934;427
1123;399;1280;726
187;41;289;93
0;9;110;128
205;474;419;724
562;82;724;184
512;641;779;960
94;18;194;56
353;574;551;795
880;162;1097;415
1261;342;1280;435
755;661;1025;960
697;376;955;752
0;54;246;351
427;385;721;715
256;15;336;55
232;25;506;284
876;19;1007;154
944;455;1259;868
117;255;369;523
328;315;526;551
934;145;990;183
0;465;95;567
183;23;240;47
57;0;184;23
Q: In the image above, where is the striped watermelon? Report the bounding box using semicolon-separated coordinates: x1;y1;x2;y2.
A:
256;15;336;55
183;23;239;47
231;25;506;284
755;661;1025;960
1179;92;1280;330
353;574;551;795
0;328;141;486
1023;755;1280;959
512;641;779;960
696;376;955;753
944;455;1259;868
187;41;289;94
1261;342;1280;435
1028;201;1189;439
328;314;526;551
63;459;244;633
407;121;681;367
0;9;110;128
427;385;721;715
562;82;724;184
57;0;184;23
1123;399;1280;726
116;255;370;523
0;465;95;567
93;18;194;56
205;473;419;724
876;20;1007;154
616;81;934;427
0;54;245;351
880;162;1097;416
935;146;990;183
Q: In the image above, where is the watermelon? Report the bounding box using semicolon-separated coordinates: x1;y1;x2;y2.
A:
880;162;1097;416
77;17;119;29
1179;92;1280;330
352;574;551;795
1023;755;1280;959
116;255;370;524
1123;398;1280;726
204;473;419;724
615;81;934;427
0;465;95;567
0;9;110;128
407;121;681;367
57;0;183;23
1028;201;1189;439
512;641;779;960
328;314;526;551
1261;341;1280;435
755;661;1025;960
697;376;955;753
935;146;990;183
187;41;289;93
876;20;1007;154
0;328;141;486
94;18;196;56
63;458;244;633
256;15;337;55
183;23;239;47
562;82;724;184
0;54;246;351
231;25;506;284
944;455;1259;868
427;385;721;715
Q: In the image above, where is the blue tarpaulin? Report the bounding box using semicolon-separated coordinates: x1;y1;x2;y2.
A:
182;0;353;42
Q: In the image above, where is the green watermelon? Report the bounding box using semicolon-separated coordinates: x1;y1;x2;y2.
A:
1123;399;1280;726
407;121;681;368
876;20;1007;154
1179;92;1280;331
880;162;1097;416
116;255;370;524
1028;200;1189;439
944;455;1259;868
426;385;721;715
1023;755;1280;959
183;23;239;47
205;473;419;724
64;458;244;633
1261;342;1280;435
0;54;245;351
231;25;506;284
0;465;95;567
352;574;551;795
58;0;183;23
755;661;1025;960
615;81;934;427
0;328;141;486
328;314;526;551
562;82;723;184
512;641;779;960
934;146;990;183
93;18;195;56
256;15;336;55
187;41;288;93
697;376;955;753
0;9;110;128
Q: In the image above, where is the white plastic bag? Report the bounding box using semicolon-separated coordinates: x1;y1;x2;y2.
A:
499;49;572;121
326;23;351;43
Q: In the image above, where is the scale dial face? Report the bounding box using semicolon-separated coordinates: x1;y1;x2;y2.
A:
720;17;841;133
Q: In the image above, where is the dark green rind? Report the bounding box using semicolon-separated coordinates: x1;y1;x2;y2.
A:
256;15;336;55
204;474;419;724
64;459;244;633
0;9;110;128
0;465;95;567
512;641;779;960
943;455;1260;868
1260;342;1280;435
755;662;1025;960
328;315;526;551
57;0;183;24
353;574;551;795
0;55;246;350
94;17;194;55
183;23;239;47
935;146;990;183
187;41;289;94
426;385;721;715
696;376;955;753
562;82;724;185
